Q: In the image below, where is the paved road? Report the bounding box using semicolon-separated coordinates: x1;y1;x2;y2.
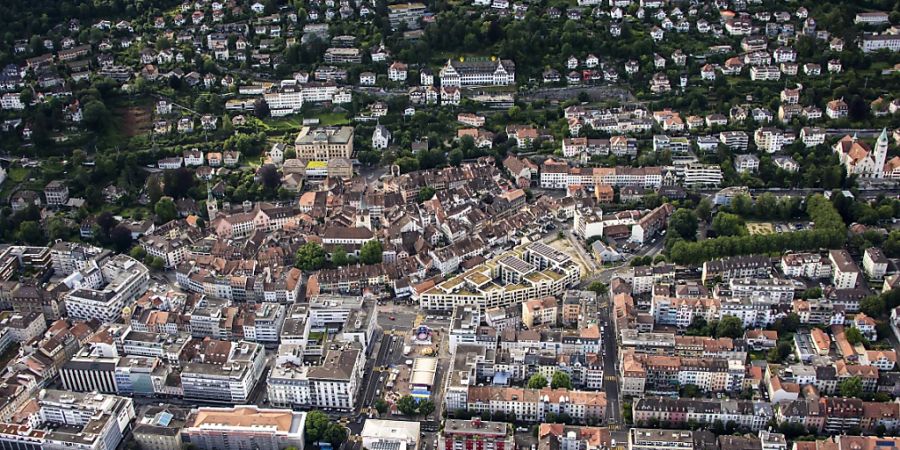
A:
697;187;900;199
564;229;598;272
597;287;622;430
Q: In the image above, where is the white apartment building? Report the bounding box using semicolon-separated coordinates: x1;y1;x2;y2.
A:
50;241;106;276
629;428;694;450
267;342;364;411
862;34;900;53
781;253;832;279
26;389;136;450
754;128;784;153
683;163;723;186
448;305;496;353
863;247;889;280
735;154;760;173
830;249;860;289
719;131;749;150
181;341;266;403
750;65;781;81
182;406;307;450
242;302;287;343
728;277;795;303
800;127;826;147
418;243;581;311
64;255;150;323
1;92;25;110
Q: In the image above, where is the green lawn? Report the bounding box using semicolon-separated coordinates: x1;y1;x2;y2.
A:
259;111;349;132
317;112;350;125
7;167;29;183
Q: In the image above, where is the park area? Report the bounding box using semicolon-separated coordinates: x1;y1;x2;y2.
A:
746;221;813;235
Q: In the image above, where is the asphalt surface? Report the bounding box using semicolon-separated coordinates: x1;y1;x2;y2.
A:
598;287;623;430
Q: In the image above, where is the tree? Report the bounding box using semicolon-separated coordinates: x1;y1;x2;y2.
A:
715;315;744;339
149;257;165;271
253;98;270;118
419;400;435;417
860;295;887;319
147;178;163;205
46;217;71;241
360;240;383;265
332;246;349;267
130;246;147;260
695;198;712;222
154;197;178;223
374;398;389;414
668;208;698;241
845;327;865;345
768;341;793;363
839;376;863;399
109;225;134;252
449;148;464;166
551;371;572;389
82;100;110;131
773;313;800;333
16;221;43;244
305;411;347;447
527;373;548;389
711;212;746;237
163;168;194;198
258;164;281;190
295;243;327;271
800;288;822;299
587;281;608;296
397;395;418;416
417;187;436;203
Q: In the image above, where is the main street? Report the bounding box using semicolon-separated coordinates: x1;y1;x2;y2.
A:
597;284;622;431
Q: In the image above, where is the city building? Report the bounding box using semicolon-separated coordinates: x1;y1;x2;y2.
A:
440;59;516;87
182;406;306;450
294;126;354;162
441;418;513;450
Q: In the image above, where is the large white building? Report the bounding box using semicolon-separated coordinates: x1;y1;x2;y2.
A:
182;406;306;450
361;420;421;450
440;59;515;87
0;389;138;450
754;128;784;153
417;243;581;311
861;33;900;53
242;302;287;343
181;341;267;403
629;428;694;450
683;163;723;186
830;249;860;289
64;255;150;323
0;92;25;110
448;305;496;353
267;342;365;411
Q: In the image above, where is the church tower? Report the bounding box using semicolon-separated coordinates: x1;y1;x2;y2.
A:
206;184;218;219
874;128;888;178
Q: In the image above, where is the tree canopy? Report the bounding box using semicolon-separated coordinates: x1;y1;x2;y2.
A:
527;373;548;389
295;243;327;271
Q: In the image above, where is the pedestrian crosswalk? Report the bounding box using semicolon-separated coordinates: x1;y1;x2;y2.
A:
605;375;618;381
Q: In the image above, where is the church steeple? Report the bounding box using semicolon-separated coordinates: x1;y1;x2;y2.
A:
206;183;218;219
874;128;889;178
